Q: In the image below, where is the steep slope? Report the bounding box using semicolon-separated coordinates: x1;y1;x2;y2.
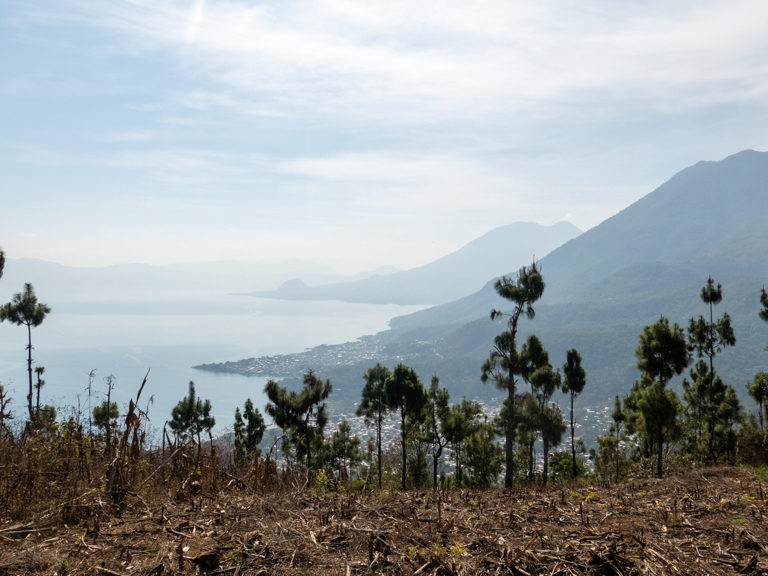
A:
543;148;768;303
393;149;768;331
251;221;581;305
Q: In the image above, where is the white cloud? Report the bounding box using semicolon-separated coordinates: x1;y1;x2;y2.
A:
44;0;768;122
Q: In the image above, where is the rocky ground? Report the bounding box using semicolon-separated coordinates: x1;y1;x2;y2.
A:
1;467;767;575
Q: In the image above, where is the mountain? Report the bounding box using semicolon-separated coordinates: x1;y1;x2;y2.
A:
250;221;582;305
392;149;768;331
0;258;359;308
384;150;768;404
201;150;768;424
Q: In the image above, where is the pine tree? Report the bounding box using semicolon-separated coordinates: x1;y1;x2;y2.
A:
0;283;51;424
385;363;424;490
562;348;586;479
356;363;391;488
637;377;680;478
265;370;332;469
518;334;550;477
530;364;563;485
747;372;768;430
424;375;450;489
323;420;362;477
686;277;736;463
463;420;502;488
234;398;265;463
627;317;689;478
682;360;709;450
34;366;45;419
93;401;119;436
169;381;216;453
611;395;626;482
442;399;482;487
481;260;545;488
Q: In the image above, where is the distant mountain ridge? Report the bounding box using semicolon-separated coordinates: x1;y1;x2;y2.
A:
0;258;386;303
392;149;768;331
250;221;582;305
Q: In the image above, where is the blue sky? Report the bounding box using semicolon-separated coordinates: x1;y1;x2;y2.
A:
2;0;768;271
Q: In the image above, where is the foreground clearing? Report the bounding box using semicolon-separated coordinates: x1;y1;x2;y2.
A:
1;468;767;575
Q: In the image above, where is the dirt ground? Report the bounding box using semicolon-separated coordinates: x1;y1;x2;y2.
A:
1;467;767;575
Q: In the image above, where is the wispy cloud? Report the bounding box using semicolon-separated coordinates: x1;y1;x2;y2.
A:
42;0;768;121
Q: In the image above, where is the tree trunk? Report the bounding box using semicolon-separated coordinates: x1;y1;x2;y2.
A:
455;445;462;487
106;385;112;458
570;392;576;478
400;408;407;490
196;430;203;474
707;301;716;464
376;408;382;489
615;426;621;483
656;435;664;478
35;374;41;418
26;323;34;424
504;384;515;488
528;438;535;480
542;438;549;486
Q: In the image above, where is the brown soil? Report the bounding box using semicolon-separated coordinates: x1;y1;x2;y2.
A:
1;467;767;575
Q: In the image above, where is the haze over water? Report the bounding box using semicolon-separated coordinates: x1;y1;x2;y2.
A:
0;291;423;437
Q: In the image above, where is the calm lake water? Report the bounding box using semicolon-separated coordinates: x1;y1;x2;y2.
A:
0;293;422;437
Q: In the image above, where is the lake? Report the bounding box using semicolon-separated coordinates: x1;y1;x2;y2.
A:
0;292;423;437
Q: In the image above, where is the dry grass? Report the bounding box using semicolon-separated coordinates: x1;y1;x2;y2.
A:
2;382;767;575
1;465;767;575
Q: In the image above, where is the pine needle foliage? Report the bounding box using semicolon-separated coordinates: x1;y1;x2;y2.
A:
481;260;545;488
0;283;51;424
265;370;332;469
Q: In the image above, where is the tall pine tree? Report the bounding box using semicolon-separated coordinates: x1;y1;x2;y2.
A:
562;348;587;479
1;283;51;424
481;261;544;488
385;364;424;490
627;317;689;478
686;277;736;462
356;363;391;488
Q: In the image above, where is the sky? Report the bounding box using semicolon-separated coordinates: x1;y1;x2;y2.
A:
2;0;768;273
